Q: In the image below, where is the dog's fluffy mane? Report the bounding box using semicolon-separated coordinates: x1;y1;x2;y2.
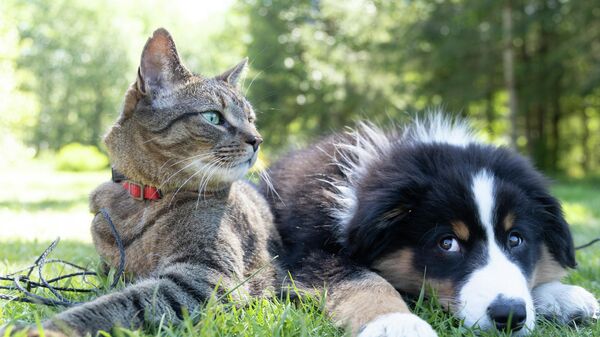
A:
327;113;477;232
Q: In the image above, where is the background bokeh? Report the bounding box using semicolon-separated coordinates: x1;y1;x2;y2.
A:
1;2;599;334
0;0;599;243
1;0;599;175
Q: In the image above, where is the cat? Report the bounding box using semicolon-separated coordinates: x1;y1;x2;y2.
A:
1;28;282;337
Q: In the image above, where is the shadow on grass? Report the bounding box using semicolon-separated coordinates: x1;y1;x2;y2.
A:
0;199;84;212
0;239;97;267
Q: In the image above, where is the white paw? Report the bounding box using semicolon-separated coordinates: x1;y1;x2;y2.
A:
533;281;599;324
358;313;438;337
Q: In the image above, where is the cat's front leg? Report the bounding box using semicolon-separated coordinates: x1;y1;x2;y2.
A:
0;323;72;337
7;262;234;337
532;281;599;324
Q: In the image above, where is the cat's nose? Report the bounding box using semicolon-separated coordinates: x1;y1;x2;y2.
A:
245;136;263;152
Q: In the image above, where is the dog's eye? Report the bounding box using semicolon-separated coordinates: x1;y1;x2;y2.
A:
439;236;461;252
508;231;524;248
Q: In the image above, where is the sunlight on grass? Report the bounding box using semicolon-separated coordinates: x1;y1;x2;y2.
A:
563;202;593;225
0;161;598;336
0;160;108;242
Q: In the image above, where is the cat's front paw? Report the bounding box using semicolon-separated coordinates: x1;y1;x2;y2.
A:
533;281;599;324
25;329;69;337
0;323;27;337
357;313;438;337
0;324;71;337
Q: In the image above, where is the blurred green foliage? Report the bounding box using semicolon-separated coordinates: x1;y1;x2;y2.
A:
55;143;109;172
0;0;599;175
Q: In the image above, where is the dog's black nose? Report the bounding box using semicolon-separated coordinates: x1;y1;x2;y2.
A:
487;297;527;332
245;136;263;152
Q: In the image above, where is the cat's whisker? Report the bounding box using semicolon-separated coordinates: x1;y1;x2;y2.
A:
158;157;178;170
195;183;203;210
205;161;238;201
258;168;283;203
244;70;263;96
196;158;225;194
163;156;227;208
159;157;210;190
170;153;216;166
195;159;226;208
141;135;163;144
209;159;237;194
160;152;214;171
197;165;216;199
168;163;213;208
198;170;216;203
202;158;227;195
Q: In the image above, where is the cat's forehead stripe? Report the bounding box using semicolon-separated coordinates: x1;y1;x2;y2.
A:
218;90;254;125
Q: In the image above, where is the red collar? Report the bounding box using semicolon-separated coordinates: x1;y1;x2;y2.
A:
122;181;162;200
112;168;162;201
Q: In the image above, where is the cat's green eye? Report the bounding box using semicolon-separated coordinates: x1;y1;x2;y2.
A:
201;111;222;125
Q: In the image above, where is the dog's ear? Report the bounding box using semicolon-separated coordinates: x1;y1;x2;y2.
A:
343;183;425;265
344;205;410;265
538;194;577;268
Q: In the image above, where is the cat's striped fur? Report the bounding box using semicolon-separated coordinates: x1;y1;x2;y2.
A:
2;28;282;337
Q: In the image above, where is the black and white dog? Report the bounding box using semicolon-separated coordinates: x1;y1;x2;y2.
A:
263;114;599;336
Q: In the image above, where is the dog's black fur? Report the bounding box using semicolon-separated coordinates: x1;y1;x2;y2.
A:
264;128;575;277
260;116;591;336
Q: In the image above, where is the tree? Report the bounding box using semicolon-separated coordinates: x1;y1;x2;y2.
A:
503;0;518;149
16;0;131;151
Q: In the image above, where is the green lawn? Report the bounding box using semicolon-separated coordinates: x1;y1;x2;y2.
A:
1;161;599;336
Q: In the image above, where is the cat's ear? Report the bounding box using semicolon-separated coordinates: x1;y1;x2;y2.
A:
137;28;190;97
217;58;248;87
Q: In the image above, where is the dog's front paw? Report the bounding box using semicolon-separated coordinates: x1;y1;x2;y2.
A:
358;313;438;337
533;281;599;324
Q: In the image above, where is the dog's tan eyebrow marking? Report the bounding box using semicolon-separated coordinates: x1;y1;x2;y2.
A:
374;249;458;311
451;221;470;241
503;212;515;231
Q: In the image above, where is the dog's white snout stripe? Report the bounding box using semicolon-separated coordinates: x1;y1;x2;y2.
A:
456;171;535;335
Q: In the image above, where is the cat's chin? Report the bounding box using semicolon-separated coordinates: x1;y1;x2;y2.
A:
187;155;256;190
215;163;251;182
191;160;250;187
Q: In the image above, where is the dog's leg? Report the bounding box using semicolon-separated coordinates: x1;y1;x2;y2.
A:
330;271;438;337
532;281;599;324
531;245;599;324
289;252;437;337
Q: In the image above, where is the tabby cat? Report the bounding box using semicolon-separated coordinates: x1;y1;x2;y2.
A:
2;28;282;336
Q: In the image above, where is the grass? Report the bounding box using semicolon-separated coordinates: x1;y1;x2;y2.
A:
1;160;599;336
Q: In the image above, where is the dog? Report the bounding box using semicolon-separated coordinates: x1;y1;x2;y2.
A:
262;114;599;336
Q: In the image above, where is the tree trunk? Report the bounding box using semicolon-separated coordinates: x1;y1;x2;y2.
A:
550;109;560;172
534;103;547;170
485;89;494;135
525;103;533;157
503;0;518;149
91;88;104;147
581;108;590;172
549;79;561;172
